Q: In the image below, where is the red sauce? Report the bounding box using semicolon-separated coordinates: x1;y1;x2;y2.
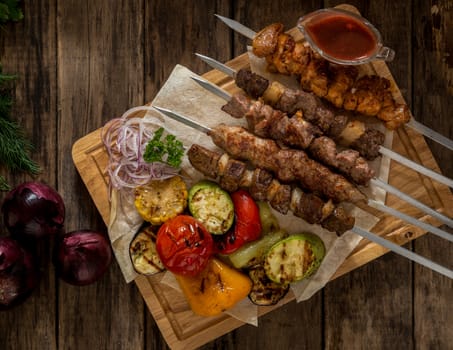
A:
305;14;377;61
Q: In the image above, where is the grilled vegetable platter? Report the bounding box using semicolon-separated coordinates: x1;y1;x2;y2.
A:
101;62;382;323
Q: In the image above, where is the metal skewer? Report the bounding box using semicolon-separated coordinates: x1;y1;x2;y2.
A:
152;105;453;279
194;53;453;190
213;14;453;152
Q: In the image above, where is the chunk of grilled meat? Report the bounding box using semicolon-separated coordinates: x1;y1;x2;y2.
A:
234;69;385;160
251;23;411;129
207;124;366;204
188;144;355;235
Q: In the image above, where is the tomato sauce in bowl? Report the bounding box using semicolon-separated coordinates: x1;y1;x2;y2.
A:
298;8;394;65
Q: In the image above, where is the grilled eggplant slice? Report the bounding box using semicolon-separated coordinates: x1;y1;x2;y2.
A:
248;265;289;306
264;233;325;284
129;226;165;275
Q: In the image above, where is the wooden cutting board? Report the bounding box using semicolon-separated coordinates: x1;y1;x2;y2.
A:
71;6;453;349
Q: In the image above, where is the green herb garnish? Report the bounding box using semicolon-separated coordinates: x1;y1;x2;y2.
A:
0;66;40;183
143;127;184;168
0;0;23;25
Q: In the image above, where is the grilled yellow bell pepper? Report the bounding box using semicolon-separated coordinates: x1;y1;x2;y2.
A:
134;175;187;225
175;258;252;317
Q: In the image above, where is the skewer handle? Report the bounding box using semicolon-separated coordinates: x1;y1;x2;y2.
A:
367;199;453;243
378;146;453;188
407;119;453;151
352;226;453;279
370;178;453;228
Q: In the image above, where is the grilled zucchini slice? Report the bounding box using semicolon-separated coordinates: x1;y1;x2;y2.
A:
264;233;325;284
228;229;288;269
188;180;234;235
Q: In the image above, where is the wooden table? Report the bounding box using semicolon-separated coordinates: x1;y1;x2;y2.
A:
1;1;451;349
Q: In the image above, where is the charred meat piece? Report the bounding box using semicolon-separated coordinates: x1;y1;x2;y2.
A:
221;92;251;118
236;68;270;99
308;136;375;185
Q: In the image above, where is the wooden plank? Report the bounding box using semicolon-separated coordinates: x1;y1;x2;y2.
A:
412;1;453;349
57;1;146;349
0;2;58;349
323;2;415;349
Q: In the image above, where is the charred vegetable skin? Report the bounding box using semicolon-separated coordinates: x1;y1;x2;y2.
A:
175;258;252;317
213;189;262;254
134;175;188;225
129;226;165;275
188;180;234;235
248;265;289;306
156;215;213;276
264;233;325;284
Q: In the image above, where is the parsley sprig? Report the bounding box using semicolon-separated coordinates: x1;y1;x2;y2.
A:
143;127;184;168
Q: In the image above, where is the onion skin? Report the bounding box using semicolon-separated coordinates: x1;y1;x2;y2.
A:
54;230;112;286
0;236;39;310
2;182;65;239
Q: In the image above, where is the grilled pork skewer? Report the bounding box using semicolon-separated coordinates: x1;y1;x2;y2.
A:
152;107;453;279
213;15;453;151
193;57;453;190
188;144;354;235
153;106;453;235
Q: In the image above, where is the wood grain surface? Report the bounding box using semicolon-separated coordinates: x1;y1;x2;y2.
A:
0;1;452;350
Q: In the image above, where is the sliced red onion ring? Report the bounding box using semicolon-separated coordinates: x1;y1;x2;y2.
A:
101;106;182;190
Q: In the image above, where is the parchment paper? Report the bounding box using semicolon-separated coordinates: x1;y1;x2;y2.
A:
106;64;386;326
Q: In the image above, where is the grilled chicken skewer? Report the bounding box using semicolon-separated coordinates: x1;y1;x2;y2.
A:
214;14;453;151
153;106;453;279
189;81;453;228
188;144;354;235
194;55;453;190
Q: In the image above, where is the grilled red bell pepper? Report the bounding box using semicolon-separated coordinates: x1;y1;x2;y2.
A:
213;190;262;254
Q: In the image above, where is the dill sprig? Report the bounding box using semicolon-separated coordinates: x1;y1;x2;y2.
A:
0;67;40;182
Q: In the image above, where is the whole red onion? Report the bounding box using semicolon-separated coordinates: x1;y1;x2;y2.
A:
54;230;112;286
0;236;39;309
2;182;65;239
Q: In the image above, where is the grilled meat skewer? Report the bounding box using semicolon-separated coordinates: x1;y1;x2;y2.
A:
221;92;374;185
224;66;385;160
188;144;354;235
208;124;366;204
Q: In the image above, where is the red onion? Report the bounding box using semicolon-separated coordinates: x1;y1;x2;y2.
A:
54;230;112;286
0;236;39;309
2;182;65;239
